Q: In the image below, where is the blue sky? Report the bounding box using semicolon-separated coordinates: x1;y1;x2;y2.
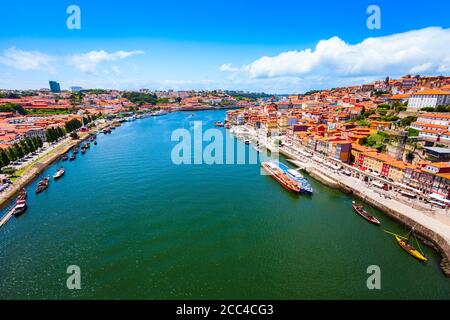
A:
0;0;449;93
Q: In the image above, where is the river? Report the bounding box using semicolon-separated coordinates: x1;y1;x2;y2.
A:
0;110;449;299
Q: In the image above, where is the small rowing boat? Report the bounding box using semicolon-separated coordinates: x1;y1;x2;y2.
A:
352;201;380;225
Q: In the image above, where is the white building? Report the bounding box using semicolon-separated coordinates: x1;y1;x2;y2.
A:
407;89;450;111
416;113;450;126
70;86;83;93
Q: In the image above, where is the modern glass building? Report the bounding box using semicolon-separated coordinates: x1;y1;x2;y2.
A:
49;81;61;93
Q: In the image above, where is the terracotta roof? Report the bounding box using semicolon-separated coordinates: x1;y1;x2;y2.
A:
428;162;450;169
390;94;410;99
413;89;449;96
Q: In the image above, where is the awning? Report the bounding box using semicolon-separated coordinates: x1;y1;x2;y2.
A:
401;191;417;198
372;181;384;188
429;193;450;204
429;201;447;208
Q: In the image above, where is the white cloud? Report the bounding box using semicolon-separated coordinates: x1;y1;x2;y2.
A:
0;47;56;73
222;27;450;81
69;50;145;74
219;63;240;72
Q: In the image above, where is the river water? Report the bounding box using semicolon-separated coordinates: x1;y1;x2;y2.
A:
0;110;449;299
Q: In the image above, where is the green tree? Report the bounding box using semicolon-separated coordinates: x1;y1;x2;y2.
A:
57;127;65;138
65;119;82;133
408;128;419;137
25;138;35;152
33;137;43;148
6;147;17;162
0;149;10;167
401;116;418;127
20;140;30;155
12;143;24;159
0;103;26;115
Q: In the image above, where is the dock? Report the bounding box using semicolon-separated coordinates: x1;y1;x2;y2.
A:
0;207;15;228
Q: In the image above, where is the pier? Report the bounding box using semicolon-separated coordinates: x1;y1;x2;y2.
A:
0;207;15;228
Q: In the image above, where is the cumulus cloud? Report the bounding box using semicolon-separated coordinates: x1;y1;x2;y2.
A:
0;47;56;73
219;63;240;72
222;27;450;80
69;50;145;74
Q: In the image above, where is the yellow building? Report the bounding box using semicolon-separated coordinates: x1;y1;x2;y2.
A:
387;161;406;182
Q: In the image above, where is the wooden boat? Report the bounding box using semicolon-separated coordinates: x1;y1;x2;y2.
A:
53;168;65;180
385;229;428;262
36;177;49;194
16;189;27;202
395;236;428;262
352;201;381;225
13;201;27;216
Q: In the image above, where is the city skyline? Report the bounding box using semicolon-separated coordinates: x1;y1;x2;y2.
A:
0;0;449;93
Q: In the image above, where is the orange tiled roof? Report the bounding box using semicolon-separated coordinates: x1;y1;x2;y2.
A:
429;162;450;169
414;89;449;95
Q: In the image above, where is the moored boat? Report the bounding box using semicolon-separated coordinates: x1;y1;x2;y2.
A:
261;162;301;194
13;200;27;216
16;189;27;202
274;161;313;195
395;235;428;262
35;177;49;194
81;148;86;154
214;121;224;127
53;168;65;180
385;229;428;262
62;154;68;161
352;201;381;225
70;154;76;161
